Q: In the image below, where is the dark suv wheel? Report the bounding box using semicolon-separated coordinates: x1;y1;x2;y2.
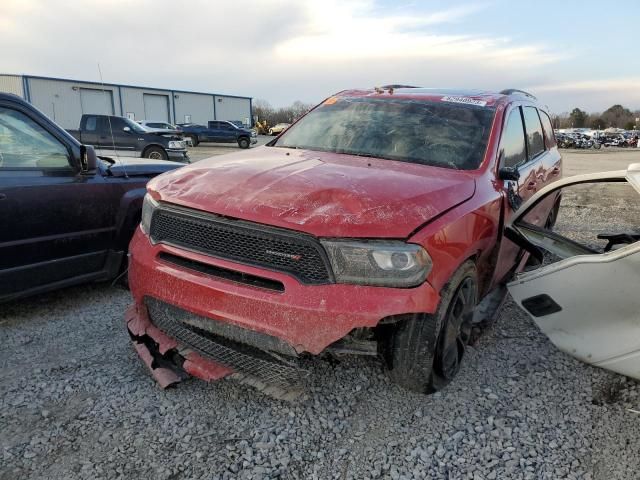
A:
238;137;250;149
387;261;478;393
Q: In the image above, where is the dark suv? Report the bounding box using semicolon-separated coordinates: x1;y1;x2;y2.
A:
0;93;184;302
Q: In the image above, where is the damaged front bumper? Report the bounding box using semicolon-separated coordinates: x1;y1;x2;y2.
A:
126;228;440;395
126;303;234;389
126;300;309;399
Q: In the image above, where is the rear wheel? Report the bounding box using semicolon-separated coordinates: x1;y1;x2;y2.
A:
144;146;168;160
188;135;199;147
545;197;561;229
238;137;250;149
387;261;478;393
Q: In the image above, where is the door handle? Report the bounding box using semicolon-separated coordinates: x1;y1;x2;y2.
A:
526;181;537;191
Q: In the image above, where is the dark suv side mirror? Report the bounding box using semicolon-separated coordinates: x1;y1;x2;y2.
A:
498;166;520;181
80;145;97;172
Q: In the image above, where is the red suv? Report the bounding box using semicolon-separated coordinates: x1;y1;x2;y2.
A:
126;87;561;395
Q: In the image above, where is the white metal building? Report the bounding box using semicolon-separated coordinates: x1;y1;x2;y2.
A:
0;74;253;130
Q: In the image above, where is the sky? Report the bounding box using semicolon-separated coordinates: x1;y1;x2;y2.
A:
2;0;639;115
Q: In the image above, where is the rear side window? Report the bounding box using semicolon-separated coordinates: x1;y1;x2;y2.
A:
501;108;527;168
539;110;556;148
85;116;97;131
523;107;545;159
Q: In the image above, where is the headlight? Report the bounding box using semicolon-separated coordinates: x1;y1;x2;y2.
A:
320;240;432;287
168;140;184;149
140;193;158;235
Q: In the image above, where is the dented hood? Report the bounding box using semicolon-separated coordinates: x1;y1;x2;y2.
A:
147;146;476;238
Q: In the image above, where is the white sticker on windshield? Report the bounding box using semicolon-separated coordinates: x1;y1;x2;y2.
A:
441;96;487;107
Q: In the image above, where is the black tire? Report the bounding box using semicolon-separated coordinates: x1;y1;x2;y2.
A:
188;135;199;147
387;261;478;393
238;137;250;149
144;146;168;160
268;128;274;135
545;196;561;229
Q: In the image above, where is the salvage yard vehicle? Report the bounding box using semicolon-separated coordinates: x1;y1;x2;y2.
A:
178;121;257;148
0;93;185;302
507;164;640;380
137;120;181;134
126;87;562;395
268;123;291;136
69;114;190;162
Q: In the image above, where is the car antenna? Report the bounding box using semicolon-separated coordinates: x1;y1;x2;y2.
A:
98;63;128;178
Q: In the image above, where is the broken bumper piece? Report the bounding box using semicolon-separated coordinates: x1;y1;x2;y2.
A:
125;303;307;400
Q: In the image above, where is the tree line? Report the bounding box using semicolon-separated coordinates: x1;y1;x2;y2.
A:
253;99;315;126
254;99;639;131
552;104;640;130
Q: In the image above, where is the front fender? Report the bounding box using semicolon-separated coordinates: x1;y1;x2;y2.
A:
114;187;146;251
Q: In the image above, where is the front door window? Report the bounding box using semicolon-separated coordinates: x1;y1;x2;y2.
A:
0;107;70;169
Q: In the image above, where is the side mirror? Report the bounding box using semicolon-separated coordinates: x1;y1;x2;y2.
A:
498;166;520;181
123;126;131;132
80;145;97;172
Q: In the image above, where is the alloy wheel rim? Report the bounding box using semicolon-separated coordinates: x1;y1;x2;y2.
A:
437;277;475;381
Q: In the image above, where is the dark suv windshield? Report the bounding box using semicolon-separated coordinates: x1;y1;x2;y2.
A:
274;97;496;170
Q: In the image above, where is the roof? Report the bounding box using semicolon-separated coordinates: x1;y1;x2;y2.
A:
335;87;539;108
1;73;252;101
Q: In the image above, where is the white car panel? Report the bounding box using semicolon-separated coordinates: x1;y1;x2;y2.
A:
508;243;640;379
506;163;640;380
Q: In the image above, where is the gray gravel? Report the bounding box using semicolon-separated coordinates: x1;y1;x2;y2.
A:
1;286;639;480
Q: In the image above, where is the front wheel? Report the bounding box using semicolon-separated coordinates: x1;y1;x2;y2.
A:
238;137;250;149
387;261;478;393
144;146;168;160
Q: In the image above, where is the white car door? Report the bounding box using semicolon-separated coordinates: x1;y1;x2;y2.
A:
506;164;640;380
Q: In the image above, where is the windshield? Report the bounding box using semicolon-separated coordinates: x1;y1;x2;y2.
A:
274;97;496;170
123;117;147;134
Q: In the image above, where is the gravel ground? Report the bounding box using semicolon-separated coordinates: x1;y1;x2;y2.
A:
1;150;640;479
1;288;639;480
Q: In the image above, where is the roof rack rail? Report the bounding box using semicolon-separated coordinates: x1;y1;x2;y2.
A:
380;84;420;89
500;89;537;99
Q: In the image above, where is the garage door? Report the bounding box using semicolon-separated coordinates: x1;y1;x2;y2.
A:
80;88;114;115
143;94;170;122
